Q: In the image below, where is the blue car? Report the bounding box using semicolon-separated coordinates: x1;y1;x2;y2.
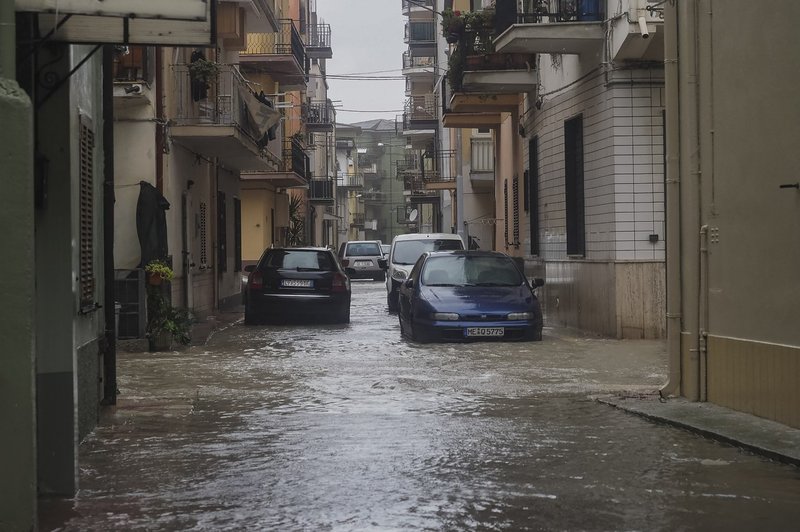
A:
397;251;545;342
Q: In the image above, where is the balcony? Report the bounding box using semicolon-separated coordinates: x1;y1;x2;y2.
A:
112;45;153;107
404;20;436;57
309;179;334;204
403;94;437;131
402;52;436;79
337;172;364;189
441;77;518;129
240;20;307;90
494;0;605;55
351;212;366;228
170;64;282;172
470;137;495;190
303;100;334;132
307;23;333;59
403;0;434;15
241;136;310;188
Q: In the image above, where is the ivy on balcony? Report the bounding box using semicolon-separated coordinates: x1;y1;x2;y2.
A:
441;8;496;91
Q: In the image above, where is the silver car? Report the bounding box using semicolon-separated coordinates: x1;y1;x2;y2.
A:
338;240;386;281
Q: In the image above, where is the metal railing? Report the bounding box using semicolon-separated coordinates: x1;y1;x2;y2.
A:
172;64;262;143
337;172;364;188
405;21;436;43
303;100;334;127
402;0;434;12
284;136;309;179
402;52;436;70
471;138;495;172
243;20;305;65
515;0;605;24
307;23;332;49
351;212;365;227
404;94;437;122
309;179;334;201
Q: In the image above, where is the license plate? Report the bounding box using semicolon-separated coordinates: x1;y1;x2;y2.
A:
465;327;504;337
281;279;313;288
354;260;372;267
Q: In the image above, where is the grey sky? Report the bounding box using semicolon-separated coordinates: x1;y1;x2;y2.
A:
316;0;408;125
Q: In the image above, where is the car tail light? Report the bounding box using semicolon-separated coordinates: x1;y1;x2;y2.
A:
248;270;263;290
332;272;349;292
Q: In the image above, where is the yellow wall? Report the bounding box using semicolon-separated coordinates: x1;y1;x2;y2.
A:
241;186;277;261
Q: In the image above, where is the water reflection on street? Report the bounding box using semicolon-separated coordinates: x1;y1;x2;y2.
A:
45;282;800;531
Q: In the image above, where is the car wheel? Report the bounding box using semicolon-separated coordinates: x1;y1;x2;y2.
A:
337;305;351;324
409;316;427;343
387;291;399;312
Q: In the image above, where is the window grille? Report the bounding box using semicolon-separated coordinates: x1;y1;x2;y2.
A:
503;179;509;248
233;198;242;272
512;174;520;247
217;192;227;272
199;202;208;266
79;114;95;309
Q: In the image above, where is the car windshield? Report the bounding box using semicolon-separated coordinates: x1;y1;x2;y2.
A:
392;239;463;265
421;255;523;287
346;242;381;256
262;250;334;271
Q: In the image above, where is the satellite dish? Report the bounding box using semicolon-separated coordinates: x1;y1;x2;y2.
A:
408;208;418;222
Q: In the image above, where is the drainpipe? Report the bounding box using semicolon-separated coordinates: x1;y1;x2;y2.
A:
660;0;682;398
678;0;702;402
155;47;164;193
101;46;117;405
0;1;13;78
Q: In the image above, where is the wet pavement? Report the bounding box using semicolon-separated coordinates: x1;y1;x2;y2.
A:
41;282;800;531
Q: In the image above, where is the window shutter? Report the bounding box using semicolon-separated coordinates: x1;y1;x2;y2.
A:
199;202;208;267
217;192;227;272
79;115;95;309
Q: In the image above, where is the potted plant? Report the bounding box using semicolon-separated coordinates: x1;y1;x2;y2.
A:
145;289;193;351
188;57;221;85
145;259;174;286
441;8;465;43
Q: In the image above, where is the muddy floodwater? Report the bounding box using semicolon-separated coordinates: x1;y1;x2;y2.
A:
43;283;800;531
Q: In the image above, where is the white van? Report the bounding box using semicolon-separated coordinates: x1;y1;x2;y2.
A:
379;233;465;311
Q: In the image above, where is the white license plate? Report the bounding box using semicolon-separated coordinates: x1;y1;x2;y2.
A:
354;260;372;267
281;279;313;288
466;327;504;337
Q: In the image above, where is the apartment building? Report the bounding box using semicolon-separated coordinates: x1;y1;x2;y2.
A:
443;0;666;339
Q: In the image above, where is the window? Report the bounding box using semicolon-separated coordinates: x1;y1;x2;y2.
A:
528;136;540;255
217;192;227;272
79;114;95;310
234;198;242;272
564;115;585;256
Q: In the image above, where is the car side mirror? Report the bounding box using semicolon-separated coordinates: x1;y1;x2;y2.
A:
403;278;414;289
244;265;256;273
532;277;545;287
378;258;388;270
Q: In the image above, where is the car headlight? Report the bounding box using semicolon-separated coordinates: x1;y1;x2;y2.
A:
391;269;408;281
431;312;460;321
507;312;534;320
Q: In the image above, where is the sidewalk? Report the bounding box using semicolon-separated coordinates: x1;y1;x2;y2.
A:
595;393;800;467
187;305;244;346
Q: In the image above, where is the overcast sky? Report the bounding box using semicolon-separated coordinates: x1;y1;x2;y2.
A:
316;0;408;125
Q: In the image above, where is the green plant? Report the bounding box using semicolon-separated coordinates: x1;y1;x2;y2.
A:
287;193;306;246
145;259;174;282
189;57;220;83
146;288;193;346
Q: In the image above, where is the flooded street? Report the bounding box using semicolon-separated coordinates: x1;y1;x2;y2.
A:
45;283;800;531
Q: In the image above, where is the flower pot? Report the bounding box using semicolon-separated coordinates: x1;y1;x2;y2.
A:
148;330;172;352
147;272;163;286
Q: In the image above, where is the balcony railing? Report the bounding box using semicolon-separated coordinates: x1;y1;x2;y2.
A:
403;94;437;129
303;100;334;130
471;138;495;172
405;21;436;43
403;0;434;13
284;137;309;179
308;23;332;49
513;0;605;25
402;52;436;71
351;212;365;227
337;172;364;188
309;179;334;202
243;20;305;65
172;64;262;143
